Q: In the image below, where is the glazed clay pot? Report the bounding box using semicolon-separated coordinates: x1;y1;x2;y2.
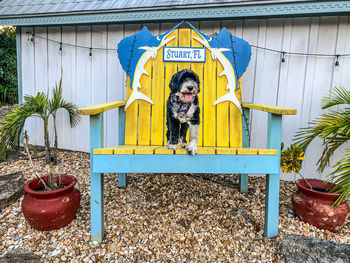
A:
22;175;80;231
292;179;350;232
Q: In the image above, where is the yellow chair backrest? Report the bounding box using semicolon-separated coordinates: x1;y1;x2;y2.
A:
124;28;242;148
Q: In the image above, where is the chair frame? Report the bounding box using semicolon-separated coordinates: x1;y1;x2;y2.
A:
78;101;296;242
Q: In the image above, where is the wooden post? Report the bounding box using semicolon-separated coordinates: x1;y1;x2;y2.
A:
264;113;282;238
118;106;127;188
240;107;250;193
90;113;104;242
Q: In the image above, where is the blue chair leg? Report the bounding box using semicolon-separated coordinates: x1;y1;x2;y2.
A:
118;173;127;188
264;173;280;238
90;172;104;242
239;174;248;193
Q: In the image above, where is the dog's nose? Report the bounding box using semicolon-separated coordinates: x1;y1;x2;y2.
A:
187;86;193;91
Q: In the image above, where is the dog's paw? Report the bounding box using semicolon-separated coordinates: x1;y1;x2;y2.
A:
180;140;187;148
166;142;178;150
187;140;198;155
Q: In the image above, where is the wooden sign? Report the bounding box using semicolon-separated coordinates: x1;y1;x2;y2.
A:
163;47;206;62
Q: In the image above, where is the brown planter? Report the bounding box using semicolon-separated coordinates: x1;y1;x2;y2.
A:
292;179;350;232
21;175;80;231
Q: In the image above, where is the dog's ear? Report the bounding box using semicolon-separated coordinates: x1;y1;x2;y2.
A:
191;71;200;91
186;70;200;93
169;71;180;93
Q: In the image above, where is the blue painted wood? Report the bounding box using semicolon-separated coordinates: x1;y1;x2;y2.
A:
118;106;125;145
90;113;104;243
117;106;127;188
93;154;279;174
264;113;282;238
16;27;22;104
1;1;349;26
240;107;250;193
118;173;127;188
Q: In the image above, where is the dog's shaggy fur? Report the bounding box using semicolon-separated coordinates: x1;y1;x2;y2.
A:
166;69;200;155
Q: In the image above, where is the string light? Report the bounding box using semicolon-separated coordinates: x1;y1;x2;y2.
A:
26;31;350;67
26;31;34;42
335;54;340;67
281;51;286;63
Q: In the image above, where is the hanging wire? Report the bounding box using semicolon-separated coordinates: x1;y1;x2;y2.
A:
251;43;350;57
27;31;350;59
28;32;118;51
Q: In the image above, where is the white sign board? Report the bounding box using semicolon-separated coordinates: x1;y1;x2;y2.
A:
163;47;206;63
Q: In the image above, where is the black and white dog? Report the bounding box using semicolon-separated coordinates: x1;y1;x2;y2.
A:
166;69;200;155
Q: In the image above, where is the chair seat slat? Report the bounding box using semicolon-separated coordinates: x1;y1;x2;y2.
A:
94;146;277;156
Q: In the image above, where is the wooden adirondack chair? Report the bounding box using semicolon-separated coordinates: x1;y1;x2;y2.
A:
77;27;296;243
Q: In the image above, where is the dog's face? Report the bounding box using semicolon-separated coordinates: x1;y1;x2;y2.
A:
169;69;200;103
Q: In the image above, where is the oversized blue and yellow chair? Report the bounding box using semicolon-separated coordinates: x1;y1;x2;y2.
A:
77;23;296;242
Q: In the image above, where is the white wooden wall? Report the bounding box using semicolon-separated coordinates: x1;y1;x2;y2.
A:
20;16;350;180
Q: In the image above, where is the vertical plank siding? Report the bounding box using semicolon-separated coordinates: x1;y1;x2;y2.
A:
21;16;350;179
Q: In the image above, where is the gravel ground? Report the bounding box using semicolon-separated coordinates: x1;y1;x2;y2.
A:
0;149;349;263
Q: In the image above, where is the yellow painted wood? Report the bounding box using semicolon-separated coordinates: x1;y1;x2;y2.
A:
175;148;188;154
163;29;178;145
197;147;215;155
121;28;253;150
178;29;191;71
94;146;135;155
203;43;216;147
154;147;174;154
237;148;258;155
257;149;278;155
77;100;126;115
113;146;135;154
216;147;238;155
138;57;152;145
230;78;242;147
242;103;297;115
151;39;165;146
216;60;229;147
178;29;191;143
134;146;160;154
125;77;138;145
174;146;216;154
191;30;204;147
94;147;115;155
95;146;277;155
175;146;216;155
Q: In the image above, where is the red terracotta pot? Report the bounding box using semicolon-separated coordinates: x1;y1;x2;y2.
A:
21;174;80;231
292;179;350;232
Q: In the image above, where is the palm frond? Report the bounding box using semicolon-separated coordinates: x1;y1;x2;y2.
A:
58;101;80;127
0;104;38;157
295;91;350;172
23;92;50;118
328;150;350;206
48;78;80;127
0;91;53;159
321;87;350;109
49;78;64;114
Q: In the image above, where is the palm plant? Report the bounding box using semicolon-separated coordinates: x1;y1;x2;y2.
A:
0;78;80;164
49;78;80;164
295;86;350;205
